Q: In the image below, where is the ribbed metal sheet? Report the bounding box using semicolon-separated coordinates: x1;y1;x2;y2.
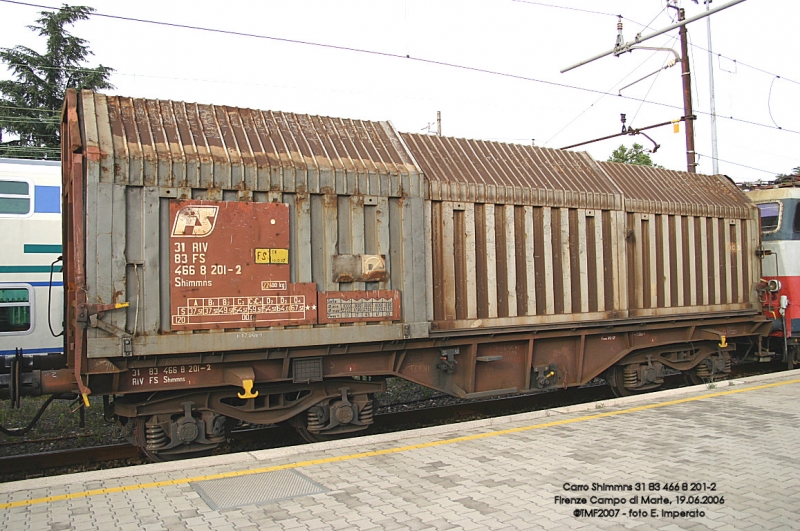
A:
401;133;623;210
67;90;762;354
68;90;431;359
597;161;754;218
408;136;760;329
191;470;327;510
84;92;422;196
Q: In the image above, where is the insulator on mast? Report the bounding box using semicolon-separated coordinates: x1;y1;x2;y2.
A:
615;15;624;48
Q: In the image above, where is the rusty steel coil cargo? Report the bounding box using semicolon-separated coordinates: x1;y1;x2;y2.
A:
2;89;773;460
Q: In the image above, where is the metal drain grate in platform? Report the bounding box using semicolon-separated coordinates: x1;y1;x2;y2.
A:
191;470;327;510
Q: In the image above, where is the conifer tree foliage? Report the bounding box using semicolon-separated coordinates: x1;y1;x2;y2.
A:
0;5;113;159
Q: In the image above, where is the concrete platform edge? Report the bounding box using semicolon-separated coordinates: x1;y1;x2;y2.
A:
2;367;798;494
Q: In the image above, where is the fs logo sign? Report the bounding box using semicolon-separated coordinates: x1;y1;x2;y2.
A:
172;206;219;237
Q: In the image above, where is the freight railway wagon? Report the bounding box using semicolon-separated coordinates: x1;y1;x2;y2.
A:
3;89;771;459
744;178;800;368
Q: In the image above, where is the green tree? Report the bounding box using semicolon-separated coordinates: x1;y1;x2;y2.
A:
0;4;113;159
776;166;800;178
607;143;664;168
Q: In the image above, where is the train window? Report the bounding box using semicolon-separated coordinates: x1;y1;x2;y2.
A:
794;205;800;233
0;286;32;334
0;179;32;216
757;202;780;233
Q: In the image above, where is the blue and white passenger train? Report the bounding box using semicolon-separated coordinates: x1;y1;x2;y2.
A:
0;158;63;356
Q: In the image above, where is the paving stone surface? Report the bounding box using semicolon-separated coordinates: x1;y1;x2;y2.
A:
1;371;799;530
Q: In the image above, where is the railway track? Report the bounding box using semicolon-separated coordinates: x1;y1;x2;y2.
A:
0;362;786;481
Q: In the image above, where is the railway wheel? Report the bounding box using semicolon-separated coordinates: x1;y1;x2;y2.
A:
294;424;370;444
134;419;217;461
131;406;228;462
685;355;731;386
606;365;639;398
684;369;705;386
292;391;375;443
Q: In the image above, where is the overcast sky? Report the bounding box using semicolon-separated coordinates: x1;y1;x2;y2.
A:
1;0;798;181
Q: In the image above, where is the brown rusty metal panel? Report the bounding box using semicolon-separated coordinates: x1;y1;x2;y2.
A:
494;205;509;318
697;217;708;305
742;220;752;303
655;214;666;308
184;103;213;189
145;99;171;187
532;207;546;315
473;204;489;319
669;215;681;307
116;362;227;393
317;290;401;324
171;102;200;188
542;207;556;315
710;217;721;305
219;107;247;190
597;211;610;311
132;99;157;187
453;208;468;320
442;201;457;320
119;97;144;186
730;221;740;303
512;206;528;317
718;218;728;304
568;209;582;313
682;216;693;306
576;210;590;313
612;210;627;313
157;101;185;186
549;209;564;314
168;200;318;330
473;342;528;394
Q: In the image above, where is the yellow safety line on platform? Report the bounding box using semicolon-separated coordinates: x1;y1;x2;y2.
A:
2;377;799;510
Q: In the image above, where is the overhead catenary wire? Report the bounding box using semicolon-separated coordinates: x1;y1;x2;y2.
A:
518;0;797;91
512;0;662;33
0;117;59;123
545;34;676;146
628;36;678;126
511;0;619;19
696;152;779;176
767;76;782;130
0;104;60;114
0;0;797;138
689;43;800;87
6;1;792;99
2;0;799;183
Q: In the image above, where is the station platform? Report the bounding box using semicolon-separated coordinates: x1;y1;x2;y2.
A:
2;369;799;531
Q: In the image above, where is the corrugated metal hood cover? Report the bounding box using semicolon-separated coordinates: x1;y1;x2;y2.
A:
83;91;420;193
402;132;753;217
402;133;623;210
597;161;755;218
